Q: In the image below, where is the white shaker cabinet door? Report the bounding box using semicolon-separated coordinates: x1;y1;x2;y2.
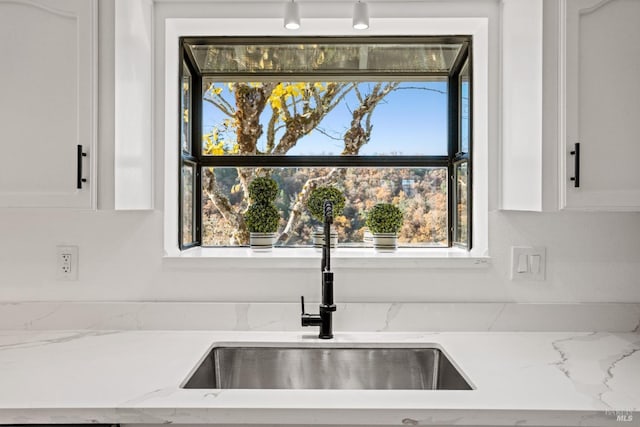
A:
0;0;96;208
560;0;640;211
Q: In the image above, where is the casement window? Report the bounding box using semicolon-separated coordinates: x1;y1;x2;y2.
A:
179;37;471;250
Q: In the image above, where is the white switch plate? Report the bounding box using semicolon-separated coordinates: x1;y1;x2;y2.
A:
56;245;78;281
511;246;546;281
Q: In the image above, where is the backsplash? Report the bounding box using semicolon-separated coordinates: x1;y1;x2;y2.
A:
0;209;639;303
1;302;638;332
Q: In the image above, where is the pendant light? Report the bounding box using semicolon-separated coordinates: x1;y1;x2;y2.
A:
284;0;301;30
352;1;369;30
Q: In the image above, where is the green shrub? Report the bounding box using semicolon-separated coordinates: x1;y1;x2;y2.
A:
248;176;278;204
245;176;280;233
306;186;346;222
366;203;404;234
244;203;279;233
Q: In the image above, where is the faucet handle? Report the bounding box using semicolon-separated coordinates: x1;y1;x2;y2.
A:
300;296;305;314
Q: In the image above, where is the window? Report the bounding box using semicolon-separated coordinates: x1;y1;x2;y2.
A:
179;37;471;250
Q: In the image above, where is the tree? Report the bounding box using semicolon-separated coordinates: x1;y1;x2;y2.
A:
201;80;400;245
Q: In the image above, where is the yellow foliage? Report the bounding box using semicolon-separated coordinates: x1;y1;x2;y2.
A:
333;215;350;228
203;131;226;155
288;82;306;97
183;108;189;123
268;82;324;111
206;83;223;96
209;142;225;156
271;97;283;111
215;144;226;155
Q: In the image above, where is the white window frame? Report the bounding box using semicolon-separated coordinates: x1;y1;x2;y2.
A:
162;17;489;268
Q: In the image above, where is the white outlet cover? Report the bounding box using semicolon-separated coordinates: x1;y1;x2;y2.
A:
511;246;546;281
56;245;79;281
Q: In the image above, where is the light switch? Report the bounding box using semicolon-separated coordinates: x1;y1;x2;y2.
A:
517;254;528;273
529;255;541;274
511;247;546;281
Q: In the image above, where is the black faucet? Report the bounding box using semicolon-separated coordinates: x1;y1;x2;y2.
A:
300;200;336;339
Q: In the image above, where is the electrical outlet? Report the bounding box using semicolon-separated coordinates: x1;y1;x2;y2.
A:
56;245;78;280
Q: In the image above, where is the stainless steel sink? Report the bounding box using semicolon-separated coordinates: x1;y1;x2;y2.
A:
182;345;472;390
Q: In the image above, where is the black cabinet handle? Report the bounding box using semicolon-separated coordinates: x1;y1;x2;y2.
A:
77;144;87;189
570;142;580;188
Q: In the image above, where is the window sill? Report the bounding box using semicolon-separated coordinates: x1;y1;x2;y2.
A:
163;247;491;269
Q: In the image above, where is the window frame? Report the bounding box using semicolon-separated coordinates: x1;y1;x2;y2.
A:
179;51;202;249
161;17;490;262
179;36;472;250
450;51;472;249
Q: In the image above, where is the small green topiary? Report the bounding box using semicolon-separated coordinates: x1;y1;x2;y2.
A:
306;186;346;223
248;176;278;204
244;176;280;234
244;203;279;233
366;203;404;234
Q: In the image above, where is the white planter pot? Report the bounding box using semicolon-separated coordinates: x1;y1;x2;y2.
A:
373;233;398;252
249;232;276;251
312;226;338;250
363;227;374;245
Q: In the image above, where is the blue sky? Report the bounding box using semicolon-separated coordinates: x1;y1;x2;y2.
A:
460;79;470;153
202;81;448;156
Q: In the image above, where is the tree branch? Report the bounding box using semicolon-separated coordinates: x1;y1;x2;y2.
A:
315;126;344;141
202;168;248;244
342;82;399;155
203;97;234;118
395;86;447;95
272;82;355;155
265;108;279;154
278;168;346;244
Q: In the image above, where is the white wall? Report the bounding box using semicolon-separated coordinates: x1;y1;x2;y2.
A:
0;0;638;303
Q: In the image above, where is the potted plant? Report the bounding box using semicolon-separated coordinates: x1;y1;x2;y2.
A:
306;186;345;249
366;203;404;252
244;176;280;251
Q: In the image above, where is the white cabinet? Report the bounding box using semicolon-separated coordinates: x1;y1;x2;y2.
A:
560;0;640;211
0;0;97;208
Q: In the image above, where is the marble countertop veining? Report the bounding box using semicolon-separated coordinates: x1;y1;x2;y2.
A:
0;330;638;426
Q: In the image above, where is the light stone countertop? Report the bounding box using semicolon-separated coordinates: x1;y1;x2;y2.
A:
0;330;638;426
